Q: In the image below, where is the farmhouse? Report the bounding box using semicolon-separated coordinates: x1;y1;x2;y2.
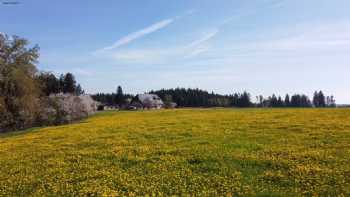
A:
130;94;164;109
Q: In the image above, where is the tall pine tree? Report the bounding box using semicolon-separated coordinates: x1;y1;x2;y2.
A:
62;73;76;94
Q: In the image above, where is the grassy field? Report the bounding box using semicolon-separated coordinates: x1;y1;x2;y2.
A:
0;109;350;196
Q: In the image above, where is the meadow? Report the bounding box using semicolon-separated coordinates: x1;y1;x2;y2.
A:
0;108;350;196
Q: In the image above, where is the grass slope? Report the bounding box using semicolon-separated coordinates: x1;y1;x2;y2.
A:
0;109;350;196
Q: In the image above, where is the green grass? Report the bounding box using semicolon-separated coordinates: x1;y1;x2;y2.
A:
1;108;350;196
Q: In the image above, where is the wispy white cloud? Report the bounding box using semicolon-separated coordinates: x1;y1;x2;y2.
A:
220;0;287;26
184;44;211;58
101;19;174;51
183;29;219;58
108;21;350;68
96;10;196;52
94;1;297;64
183;1;287;58
265;23;350;51
234;21;350;55
109;30;220;63
182;2;284;57
187;29;219;48
189;21;350;63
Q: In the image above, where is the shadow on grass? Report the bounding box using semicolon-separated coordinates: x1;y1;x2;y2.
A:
0;112;103;139
0;126;44;138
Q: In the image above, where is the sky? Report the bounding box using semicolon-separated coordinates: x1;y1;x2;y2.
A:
1;0;350;103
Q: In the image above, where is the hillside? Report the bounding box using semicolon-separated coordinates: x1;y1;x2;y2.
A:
1;109;350;196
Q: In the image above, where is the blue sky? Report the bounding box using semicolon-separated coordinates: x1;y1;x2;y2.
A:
1;0;350;103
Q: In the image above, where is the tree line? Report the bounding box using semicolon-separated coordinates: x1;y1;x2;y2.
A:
93;88;253;108
37;72;84;96
150;88;336;108
1;34;86;132
94;87;337;108
149;88;252;107
256;91;335;108
92;86;133;108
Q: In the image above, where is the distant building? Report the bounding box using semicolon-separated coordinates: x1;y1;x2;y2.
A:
130;94;164;109
168;102;177;108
